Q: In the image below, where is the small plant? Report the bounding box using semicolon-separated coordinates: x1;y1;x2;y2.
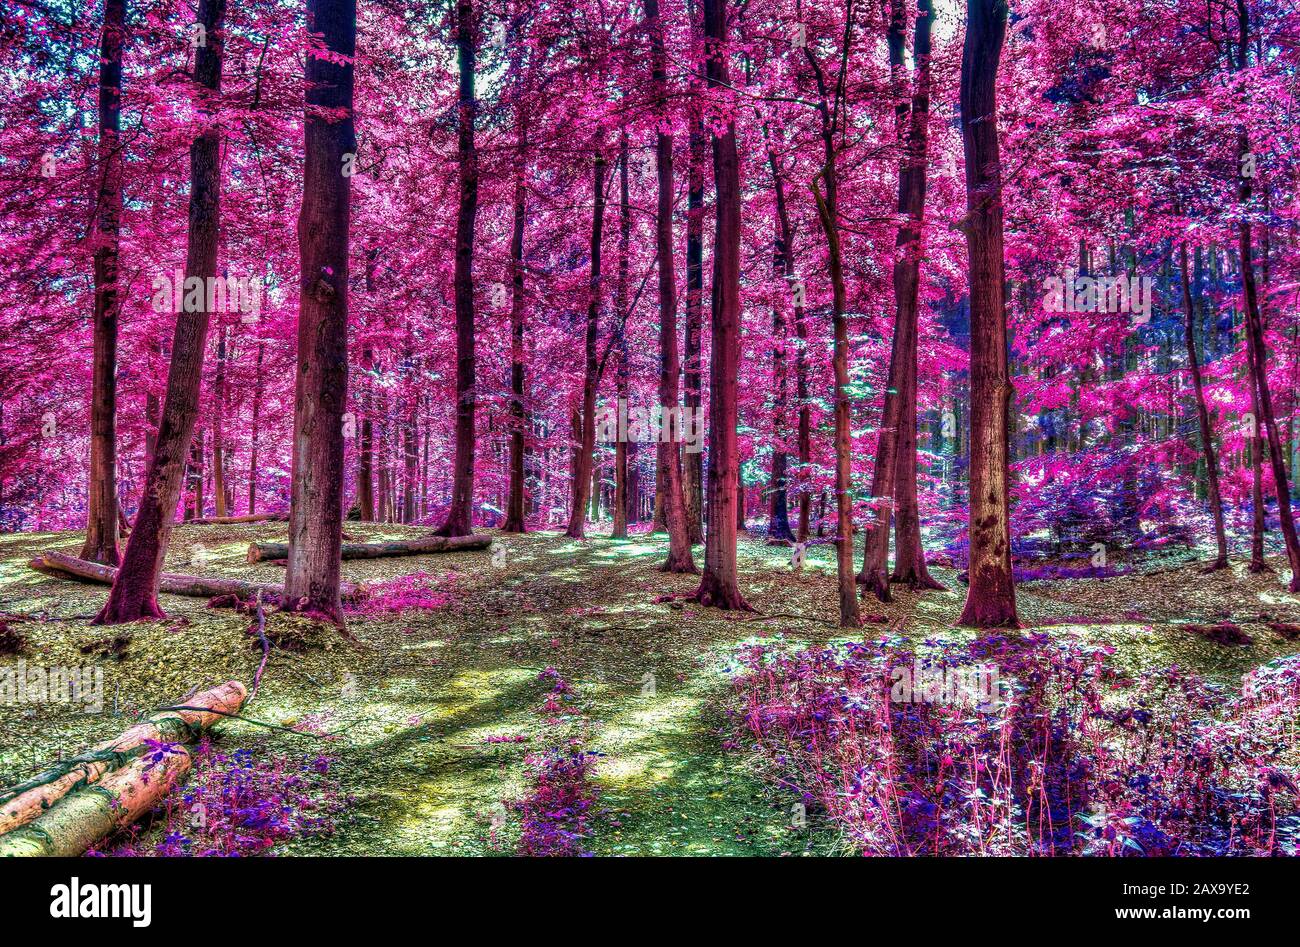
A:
512;748;599;857
346;571;454;618
90;740;349;857
730;636;1300;857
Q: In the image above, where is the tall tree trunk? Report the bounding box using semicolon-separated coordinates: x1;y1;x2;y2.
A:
211;326;228;518
646;0;696;572
806;42;861;629
94;0;226;624
887;0;942;591
612;133;631;540
436;0;479;537
1239;133;1300;588
356;250;378;522
565;148;606;539
356;349;374;522
502;88;530;533
765;143;796;545
692;0;749;610
402;359;418;523
1179;242;1229;569
956;0;1019;628
859;0;911;600
683;119;706;546
248;341;263;514
82;0;127;566
282;0;356;624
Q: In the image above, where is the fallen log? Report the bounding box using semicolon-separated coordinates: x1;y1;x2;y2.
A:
0;744;193;856
28;551;367;603
247;533;492;563
187;512;288;525
0;682;247;837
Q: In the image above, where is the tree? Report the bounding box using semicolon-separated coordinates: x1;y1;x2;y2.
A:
956;0;1019;629
692;0;749;611
94;0;227;625
565;146;606;539
806;5;861;629
501;26;531;534
435;0;479;538
647;0;696;573
281;0;357;623
81;0;127;567
1178;242;1229;569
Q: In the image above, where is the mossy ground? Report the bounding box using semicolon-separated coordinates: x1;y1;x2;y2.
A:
2;524;1298;856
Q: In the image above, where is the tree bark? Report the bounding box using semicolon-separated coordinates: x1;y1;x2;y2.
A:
956;0;1019;628
612;133;631;540
647;0;696;572
806;36;861;629
37;550;365;603
1179;242;1229;569
887;0;943;592
435;0;479;538
692;0;750;610
1239;131;1300;590
212;326;228;518
765;142;796;544
502;78;530;533
565;147;606;539
248;341;263;514
93;0;226;625
248;533;490;562
0;682;247;838
282;0;356;624
683;118;706;546
81;0;128;567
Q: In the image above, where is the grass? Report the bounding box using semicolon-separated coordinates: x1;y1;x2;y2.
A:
2;522;1298;856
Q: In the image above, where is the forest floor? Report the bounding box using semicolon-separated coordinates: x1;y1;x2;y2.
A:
2;522;1299;856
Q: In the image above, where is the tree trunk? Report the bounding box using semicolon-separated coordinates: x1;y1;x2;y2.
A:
282;0;356;624
887;0;943;592
249;533;490;562
436;0;479;538
38;550;365;603
248;341;263;514
1179;242;1229;569
502;85;530;533
807;45;861;629
93;0;226;625
683;118;706;546
956;0;1019;628
612;133;631;540
0;683;252;858
692;0;749;610
565;148;606;539
212;327;228;518
765;143;796;545
646;0;696;573
0;682;248;838
81;0;127;567
1239;129;1300;590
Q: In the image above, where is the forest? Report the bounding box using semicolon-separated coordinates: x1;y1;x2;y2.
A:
0;0;1298;868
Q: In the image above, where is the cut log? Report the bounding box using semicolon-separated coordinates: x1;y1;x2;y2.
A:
0;746;192;857
247;533;492;563
28;551;367;603
187;512;288;525
0;681;247;847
